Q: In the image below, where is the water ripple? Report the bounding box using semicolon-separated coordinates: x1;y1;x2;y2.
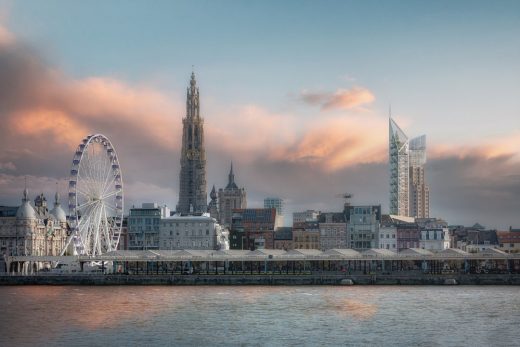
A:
0;286;519;346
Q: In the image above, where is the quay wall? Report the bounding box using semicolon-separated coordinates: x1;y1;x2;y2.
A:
0;274;519;285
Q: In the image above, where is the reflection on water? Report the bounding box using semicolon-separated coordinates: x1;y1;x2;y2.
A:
0;286;519;346
333;299;378;320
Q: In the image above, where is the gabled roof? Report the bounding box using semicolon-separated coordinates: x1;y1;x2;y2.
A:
284;249;307;258
104;250;160;258
172;249;198;257
477;247;508;257
323;249;361;258
362;248;397;257
435;248;469;257
290;249;323;256
225;250;250;257
246;249;287;257
399;248;434;257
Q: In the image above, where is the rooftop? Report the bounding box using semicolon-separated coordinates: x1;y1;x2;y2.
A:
8;248;520;263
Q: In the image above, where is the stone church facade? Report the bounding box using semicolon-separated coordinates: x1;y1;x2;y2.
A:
218;163;247;228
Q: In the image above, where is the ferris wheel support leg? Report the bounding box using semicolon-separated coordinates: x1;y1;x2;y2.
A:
60;235;74;256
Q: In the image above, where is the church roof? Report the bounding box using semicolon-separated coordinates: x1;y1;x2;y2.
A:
226;182;238;190
225;162;239;189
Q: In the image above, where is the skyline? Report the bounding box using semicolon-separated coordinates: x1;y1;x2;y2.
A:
0;1;519;228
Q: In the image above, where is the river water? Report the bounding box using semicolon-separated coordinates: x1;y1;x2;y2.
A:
0;286;518;346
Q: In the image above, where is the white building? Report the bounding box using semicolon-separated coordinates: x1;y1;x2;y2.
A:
159;213;226;250
420;228;450;251
379;226;397;251
128;203;169;250
318;212;347;250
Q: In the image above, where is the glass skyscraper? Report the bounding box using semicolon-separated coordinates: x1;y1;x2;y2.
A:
389;118;409;216
389;118;430;218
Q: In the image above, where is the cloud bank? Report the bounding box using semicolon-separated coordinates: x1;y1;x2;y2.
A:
300;87;375;110
0;23;518;229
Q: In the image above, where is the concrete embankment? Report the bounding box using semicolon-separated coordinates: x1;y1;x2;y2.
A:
0;274;519;285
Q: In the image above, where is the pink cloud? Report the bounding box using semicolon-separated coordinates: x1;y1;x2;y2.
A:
301;87;375;111
10;108;89;149
207;105;387;171
274;117;387;171
429;132;520;163
5;76;183;151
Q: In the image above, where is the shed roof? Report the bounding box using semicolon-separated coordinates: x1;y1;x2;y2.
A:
400;248;434;257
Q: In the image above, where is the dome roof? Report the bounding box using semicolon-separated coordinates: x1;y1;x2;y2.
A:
50;205;67;223
50;191;67;223
16;201;36;219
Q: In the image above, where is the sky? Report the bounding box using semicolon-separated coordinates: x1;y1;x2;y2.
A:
0;1;518;229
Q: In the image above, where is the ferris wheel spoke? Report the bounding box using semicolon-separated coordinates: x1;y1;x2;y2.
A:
75;186;93;199
77;199;101;211
100;189;122;201
100;173;118;198
104;202;119;212
78;208;96;235
91;204;102;256
101;207;113;252
99;165;113;196
101;151;113;182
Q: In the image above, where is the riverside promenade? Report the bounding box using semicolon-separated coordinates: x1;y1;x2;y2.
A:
3;248;520;285
1;273;519;285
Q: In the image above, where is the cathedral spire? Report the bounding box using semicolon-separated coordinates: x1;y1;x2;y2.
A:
177;71;207;214
226;162;238;190
191;69;196;85
186;70;199;119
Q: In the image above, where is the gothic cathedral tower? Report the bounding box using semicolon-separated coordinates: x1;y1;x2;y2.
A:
177;72;207;214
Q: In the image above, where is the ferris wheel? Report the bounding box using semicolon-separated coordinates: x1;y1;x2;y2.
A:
62;134;124;256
